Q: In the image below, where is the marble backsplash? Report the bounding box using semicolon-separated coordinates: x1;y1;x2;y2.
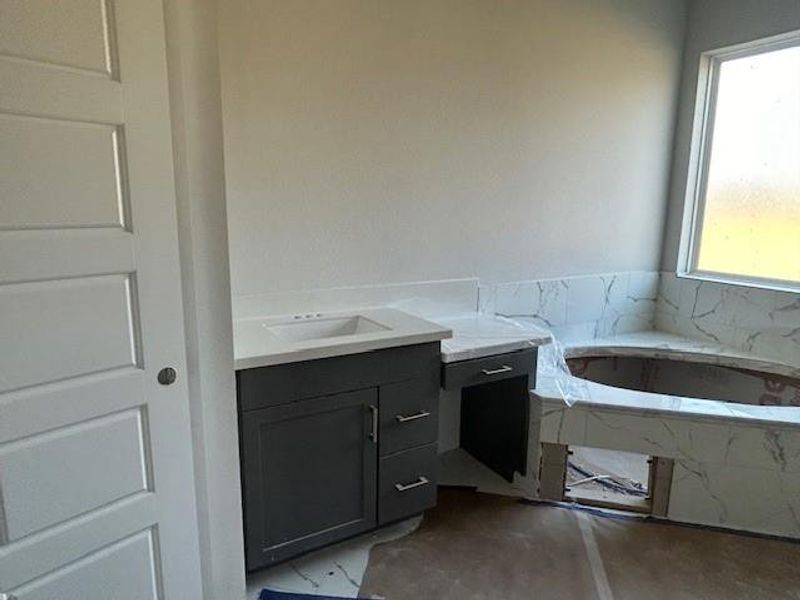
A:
479;271;660;342
231;270;797;367
478;270;799;367
656;274;800;367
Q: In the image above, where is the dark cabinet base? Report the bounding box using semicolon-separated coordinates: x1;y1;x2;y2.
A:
379;443;438;525
461;375;530;482
237;343;441;571
442;348;537;484
240;389;378;570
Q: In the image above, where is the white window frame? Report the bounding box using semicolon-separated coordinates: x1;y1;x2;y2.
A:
677;29;800;293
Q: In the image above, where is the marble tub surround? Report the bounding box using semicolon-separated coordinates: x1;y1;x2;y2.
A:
435;313;551;363
537;332;800;427
479;271;660;341
534;332;800;539
657;273;800;368
566;331;800;380
537;395;800;539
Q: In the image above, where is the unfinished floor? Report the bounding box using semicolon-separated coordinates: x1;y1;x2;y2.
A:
360;488;800;599
249;481;800;600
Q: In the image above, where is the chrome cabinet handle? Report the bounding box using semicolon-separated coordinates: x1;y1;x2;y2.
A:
395;410;431;423
368;405;379;443
481;365;513;376
394;476;429;492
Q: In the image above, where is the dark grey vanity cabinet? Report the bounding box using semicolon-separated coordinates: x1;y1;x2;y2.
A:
442;348;537;482
240;389;378;568
238;343;440;571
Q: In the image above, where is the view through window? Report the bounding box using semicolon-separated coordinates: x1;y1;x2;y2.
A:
693;44;800;285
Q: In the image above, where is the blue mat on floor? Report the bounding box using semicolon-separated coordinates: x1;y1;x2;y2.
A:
259;590;354;600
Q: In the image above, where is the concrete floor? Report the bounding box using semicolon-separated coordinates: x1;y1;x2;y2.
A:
250;452;800;599
361;488;800;600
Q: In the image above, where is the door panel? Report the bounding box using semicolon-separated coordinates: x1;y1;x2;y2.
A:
11;530;160;600
0;115;126;230
0;274;138;392
0;408;149;542
0;59;123;122
0;0;113;74
0;0;201;597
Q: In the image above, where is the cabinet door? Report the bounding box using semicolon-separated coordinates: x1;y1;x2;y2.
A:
241;388;378;569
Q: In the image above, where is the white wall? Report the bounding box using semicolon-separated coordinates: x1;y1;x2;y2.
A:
219;0;688;297
661;0;800;269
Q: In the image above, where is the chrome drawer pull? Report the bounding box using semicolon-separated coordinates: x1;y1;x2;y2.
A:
368;405;379;443
481;365;513;376
394;476;430;493
395;410;431;423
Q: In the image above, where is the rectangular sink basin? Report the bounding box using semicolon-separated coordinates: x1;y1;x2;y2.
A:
265;315;390;343
234;307;452;369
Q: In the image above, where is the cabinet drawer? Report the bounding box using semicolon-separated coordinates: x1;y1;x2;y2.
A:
379;376;438;456
441;348;537;390
379;443;437;525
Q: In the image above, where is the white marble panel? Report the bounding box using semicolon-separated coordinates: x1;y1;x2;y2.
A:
488;271;661;341
597;313;655;337
723;426;800;473
538;404;587;445
625;272;660;316
581;412;729;462
769;293;800;330
565;276;606;324
245;518;420;599
668;462;800;537
656;272;800;367
493;280;568;328
657;272;681;316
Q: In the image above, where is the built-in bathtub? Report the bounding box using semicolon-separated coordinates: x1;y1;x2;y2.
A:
566;354;800;408
532;332;800;540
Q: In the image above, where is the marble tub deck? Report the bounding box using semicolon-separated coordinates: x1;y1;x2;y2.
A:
537;330;800;428
534;330;800;539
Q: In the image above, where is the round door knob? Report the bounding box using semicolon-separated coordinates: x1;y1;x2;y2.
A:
157;367;177;386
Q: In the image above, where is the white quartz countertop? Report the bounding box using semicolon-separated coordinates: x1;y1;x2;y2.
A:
234;307;451;369
534;330;800;428
434;314;552;363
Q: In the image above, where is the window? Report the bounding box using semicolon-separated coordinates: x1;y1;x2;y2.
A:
682;34;800;289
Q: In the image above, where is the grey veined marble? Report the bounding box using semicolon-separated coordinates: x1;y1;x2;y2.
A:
533;329;800;540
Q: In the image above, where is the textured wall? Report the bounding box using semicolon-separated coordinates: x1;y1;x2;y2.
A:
219;0;687;296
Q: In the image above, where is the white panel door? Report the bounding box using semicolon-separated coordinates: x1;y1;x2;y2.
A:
0;1;203;598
